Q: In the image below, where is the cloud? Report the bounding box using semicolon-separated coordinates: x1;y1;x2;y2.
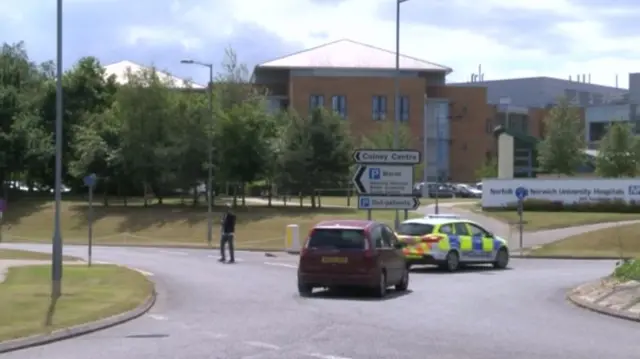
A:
1;0;639;87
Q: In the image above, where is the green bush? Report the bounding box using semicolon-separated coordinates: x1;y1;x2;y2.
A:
613;259;640;281
483;199;640;213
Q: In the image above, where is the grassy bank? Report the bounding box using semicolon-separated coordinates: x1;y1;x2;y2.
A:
0;264;152;342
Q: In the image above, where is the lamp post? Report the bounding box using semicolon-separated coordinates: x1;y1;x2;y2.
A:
51;0;64;299
181;59;214;246
393;0;409;229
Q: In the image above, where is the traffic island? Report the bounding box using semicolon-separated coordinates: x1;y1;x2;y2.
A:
567;260;640;322
0;264;156;353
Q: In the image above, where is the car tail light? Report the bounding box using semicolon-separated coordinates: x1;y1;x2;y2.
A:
300;229;314;257
421;235;441;243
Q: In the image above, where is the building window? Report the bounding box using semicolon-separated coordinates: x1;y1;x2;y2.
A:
399;96;409;122
331;95;347;118
309;94;324;110
372;95;387;120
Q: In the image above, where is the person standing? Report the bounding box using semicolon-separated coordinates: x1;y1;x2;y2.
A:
219;204;236;263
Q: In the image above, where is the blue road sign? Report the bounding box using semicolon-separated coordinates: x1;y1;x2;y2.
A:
368;168;381;180
83;173;97;187
359;197;371;209
515;186;528;200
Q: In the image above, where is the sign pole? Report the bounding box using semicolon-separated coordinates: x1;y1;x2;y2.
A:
514;186;528;250
83;174;97;267
88;184;93;267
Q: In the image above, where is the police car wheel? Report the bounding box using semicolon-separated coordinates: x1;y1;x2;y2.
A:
444;251;460;272
373;271;387;298
493;248;509;269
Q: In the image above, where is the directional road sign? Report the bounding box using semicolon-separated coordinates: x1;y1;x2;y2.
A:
515;186;528;200
352;149;421;165
352;165;414;195
358;195;420;210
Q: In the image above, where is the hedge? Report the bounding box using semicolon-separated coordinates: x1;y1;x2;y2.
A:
483;198;640;213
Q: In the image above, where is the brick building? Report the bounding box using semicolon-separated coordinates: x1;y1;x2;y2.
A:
252;39;568;182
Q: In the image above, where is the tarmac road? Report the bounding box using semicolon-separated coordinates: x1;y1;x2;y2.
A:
1;243;638;359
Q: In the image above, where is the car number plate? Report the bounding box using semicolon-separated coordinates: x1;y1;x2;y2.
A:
322;257;348;264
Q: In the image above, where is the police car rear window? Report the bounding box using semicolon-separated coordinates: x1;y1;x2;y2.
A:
396;223;435;236
308;229;366;249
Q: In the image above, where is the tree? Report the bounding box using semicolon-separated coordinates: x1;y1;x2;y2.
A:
276;108;353;207
595;122;640;177
475;157;498;179
537;98;585;175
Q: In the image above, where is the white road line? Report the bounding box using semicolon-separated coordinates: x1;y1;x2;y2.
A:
157;250;188;256
264;262;297;269
244;341;280;350
306;353;352;359
148;314;167;321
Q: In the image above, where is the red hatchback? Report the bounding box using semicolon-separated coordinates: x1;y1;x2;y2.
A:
297;219;409;298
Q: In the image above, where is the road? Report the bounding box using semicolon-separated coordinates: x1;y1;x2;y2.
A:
1;243;637;359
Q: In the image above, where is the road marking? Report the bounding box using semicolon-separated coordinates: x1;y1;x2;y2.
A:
264;262;297;269
158;250;188;256
148;314;167;321
204;332;228;339
306;353;352;359
244;341;280;350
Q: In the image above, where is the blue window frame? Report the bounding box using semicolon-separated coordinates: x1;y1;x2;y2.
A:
372;95;387;120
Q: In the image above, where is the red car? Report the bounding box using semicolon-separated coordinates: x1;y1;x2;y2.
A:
297;219;409;298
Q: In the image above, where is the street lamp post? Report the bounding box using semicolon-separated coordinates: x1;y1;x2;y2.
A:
51;0;64;299
181;60;214;246
393;0;408;229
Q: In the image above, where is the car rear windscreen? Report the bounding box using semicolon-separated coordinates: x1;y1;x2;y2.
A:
396;223;435;236
307;228;366;249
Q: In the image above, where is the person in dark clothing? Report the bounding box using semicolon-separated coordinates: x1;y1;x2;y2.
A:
219;204;236;263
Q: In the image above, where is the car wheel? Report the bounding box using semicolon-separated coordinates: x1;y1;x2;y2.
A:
493;248;509;269
373;271;387;298
444;251;460;272
298;282;313;297
395;268;409;292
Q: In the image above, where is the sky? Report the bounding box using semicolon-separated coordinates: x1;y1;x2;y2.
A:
1;0;639;88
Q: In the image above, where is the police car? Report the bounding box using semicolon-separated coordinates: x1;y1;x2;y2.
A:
395;214;509;272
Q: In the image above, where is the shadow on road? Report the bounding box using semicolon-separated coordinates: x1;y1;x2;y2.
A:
410;265;513;275
307;288;413;302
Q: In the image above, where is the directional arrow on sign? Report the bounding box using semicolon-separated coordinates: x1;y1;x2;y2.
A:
352;165;367;193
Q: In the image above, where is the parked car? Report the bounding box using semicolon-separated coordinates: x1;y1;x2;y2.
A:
426;183;455;198
297;219;409;298
451;183;482;198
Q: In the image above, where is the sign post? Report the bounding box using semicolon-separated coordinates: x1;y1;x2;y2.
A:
83;174;97;266
352;149;421;227
514;186;528;250
0;199;6;243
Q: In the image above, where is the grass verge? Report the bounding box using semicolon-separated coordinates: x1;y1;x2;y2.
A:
0;249;79;261
529;222;640;258
3;199;423;250
474;209;638;231
0;264;153;342
613;260;640;281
